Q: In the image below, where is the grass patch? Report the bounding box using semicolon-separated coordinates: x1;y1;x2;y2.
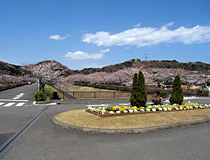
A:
65;85;131;99
69;85;115;92
45;84;67;100
55;109;210;129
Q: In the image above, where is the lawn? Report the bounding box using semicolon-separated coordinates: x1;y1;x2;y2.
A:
55;108;210;129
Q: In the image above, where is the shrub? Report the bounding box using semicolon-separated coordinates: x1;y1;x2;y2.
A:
44;88;53;101
34;90;45;101
160;92;170;98
151;94;163;105
169;75;183;105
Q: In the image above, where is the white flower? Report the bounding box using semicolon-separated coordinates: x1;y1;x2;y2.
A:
109;111;114;114
152;108;156;112
88;105;92;110
134;109;138;113
124;110;128;113
129;110;133;113
140;108;144;112
167;108;171;111
116;111;121;114
101;109;106;115
146;108;150;112
163;108;167;111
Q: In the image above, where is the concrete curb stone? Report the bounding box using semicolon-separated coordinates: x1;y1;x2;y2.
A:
52;115;210;134
98;129;116;134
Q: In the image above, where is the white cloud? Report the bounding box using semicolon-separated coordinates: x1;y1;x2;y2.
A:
49;34;70;40
100;49;110;53
134;23;141;28
82;23;210;47
65;51;104;60
166;22;175;27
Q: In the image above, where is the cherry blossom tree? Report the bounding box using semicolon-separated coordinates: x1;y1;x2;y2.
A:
22;61;64;91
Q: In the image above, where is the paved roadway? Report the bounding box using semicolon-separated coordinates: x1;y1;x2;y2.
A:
1;85;210;159
0;83;46;147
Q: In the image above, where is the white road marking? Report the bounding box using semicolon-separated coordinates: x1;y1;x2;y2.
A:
4;103;15;107
12;93;25;100
0;99;28;102
0;102;5;106
16;103;25;106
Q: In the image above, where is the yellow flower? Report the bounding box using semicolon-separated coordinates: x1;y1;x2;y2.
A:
119;108;125;112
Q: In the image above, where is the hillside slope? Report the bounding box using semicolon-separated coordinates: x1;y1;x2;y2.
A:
1;59;210;76
0;61;22;75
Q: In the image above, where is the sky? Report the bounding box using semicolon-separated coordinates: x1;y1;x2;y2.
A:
0;0;210;70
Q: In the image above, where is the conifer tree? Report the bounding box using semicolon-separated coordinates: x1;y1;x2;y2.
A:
130;71;147;107
169;75;183;105
130;73;138;106
136;71;147;107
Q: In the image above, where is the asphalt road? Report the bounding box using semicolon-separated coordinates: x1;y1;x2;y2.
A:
1;98;210;160
1;85;210;159
0;83;46;147
0;83;38;103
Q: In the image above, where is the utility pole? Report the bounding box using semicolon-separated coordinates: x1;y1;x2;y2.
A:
145;51;148;61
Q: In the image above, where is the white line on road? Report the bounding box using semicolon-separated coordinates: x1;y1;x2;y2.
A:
12;93;25;100
0;102;5;106
0;99;28;102
4;103;15;107
16;103;25;106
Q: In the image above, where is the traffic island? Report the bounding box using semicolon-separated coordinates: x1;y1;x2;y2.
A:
52;109;210;134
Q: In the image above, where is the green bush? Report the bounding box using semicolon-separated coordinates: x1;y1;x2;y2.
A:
169;75;183;105
34;90;45;101
44;88;53;101
160;92;170;98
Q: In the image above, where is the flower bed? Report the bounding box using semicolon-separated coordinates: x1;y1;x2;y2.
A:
86;101;210;118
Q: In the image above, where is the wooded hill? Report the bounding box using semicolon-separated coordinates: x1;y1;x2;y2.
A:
79;59;210;74
0;61;22;76
1;59;210;76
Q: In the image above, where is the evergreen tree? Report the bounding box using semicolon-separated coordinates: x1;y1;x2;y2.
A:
136;71;147;107
130;71;147;107
130;73;138;106
169;75;183;105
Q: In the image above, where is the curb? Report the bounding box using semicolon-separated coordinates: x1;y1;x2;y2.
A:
52;116;209;134
33;101;57;105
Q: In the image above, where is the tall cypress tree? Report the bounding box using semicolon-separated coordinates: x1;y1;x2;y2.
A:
130;73;138;106
130;71;147;107
136;71;147;107
169;75;183;105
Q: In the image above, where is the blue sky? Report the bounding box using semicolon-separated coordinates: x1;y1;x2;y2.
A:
0;0;210;70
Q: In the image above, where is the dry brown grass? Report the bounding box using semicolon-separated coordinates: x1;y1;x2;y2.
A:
67;85;131;99
69;85;114;92
55;109;210;129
